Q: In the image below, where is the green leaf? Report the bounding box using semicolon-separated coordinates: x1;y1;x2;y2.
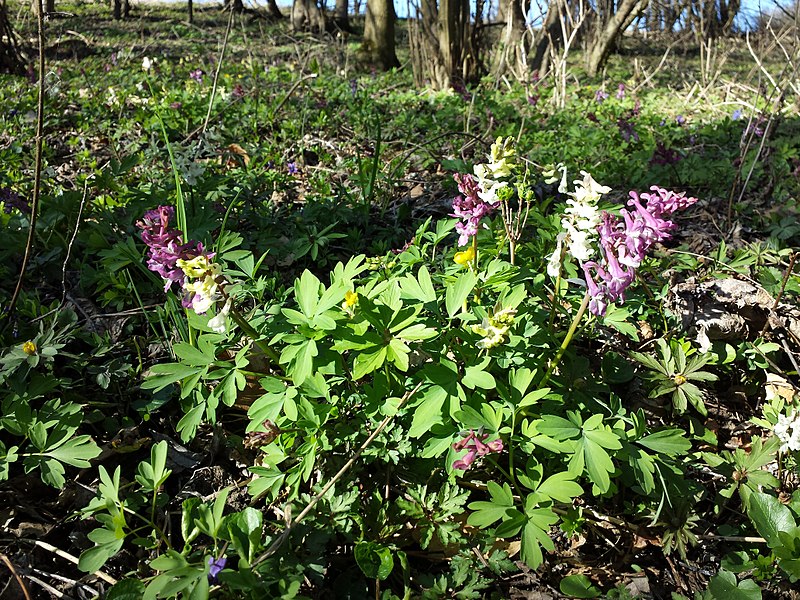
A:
142;363;203;392
295;270;321;318
445;271;477;318
172;342;215;366
537;472;583;503
637;429;692;456
79;536;124;573
560;574;601;598
45;435;101;468
463;361;496;390
408;386;447;438
354;541;394;581
580;437;616;494
748;491;797;548
106;579;146;600
707;570;762;600
353;346;387;380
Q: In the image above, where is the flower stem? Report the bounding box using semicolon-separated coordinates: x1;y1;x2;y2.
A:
541;291;590;387
227;304;281;365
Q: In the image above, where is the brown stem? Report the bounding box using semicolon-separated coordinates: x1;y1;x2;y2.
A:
7;0;45;318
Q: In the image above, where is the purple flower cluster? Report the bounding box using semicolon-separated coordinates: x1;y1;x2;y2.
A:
1;187;29;214
189;69;204;83
452;430;503;471
582;187;698;316
617;117;639;143
452;173;495;246
649;142;682;166
616;83;626;100
595;89;609;103
136;206;199;291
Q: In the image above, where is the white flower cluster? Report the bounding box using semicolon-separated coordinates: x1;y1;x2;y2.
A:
774;409;800;453
473;137;515;204
546;170;610;277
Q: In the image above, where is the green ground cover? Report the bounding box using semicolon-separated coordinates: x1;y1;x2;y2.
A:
2;3;800;598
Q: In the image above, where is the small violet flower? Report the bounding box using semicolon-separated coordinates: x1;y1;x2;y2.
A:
207;555;226;583
452;430;503;471
731;108;743;121
287;161;299;175
675;115;685;126
595;89;609;103
616;83;626;100
189;69;204;83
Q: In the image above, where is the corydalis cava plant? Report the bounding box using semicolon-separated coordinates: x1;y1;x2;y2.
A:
547;170;609;278
137;206;230;332
451;137;516;247
583;187;698;316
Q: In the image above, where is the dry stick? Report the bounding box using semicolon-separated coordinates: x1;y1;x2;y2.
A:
60;178;90;307
7;0;46;318
0;553;31;600
252;381;424;567
32;540;118;586
197;5;235;147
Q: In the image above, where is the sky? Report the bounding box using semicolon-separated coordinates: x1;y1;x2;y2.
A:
151;0;789;32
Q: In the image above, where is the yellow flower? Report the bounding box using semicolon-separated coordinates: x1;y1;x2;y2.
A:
471;307;517;349
454;247;475;266
22;341;37;355
344;290;358;307
177;255;219;279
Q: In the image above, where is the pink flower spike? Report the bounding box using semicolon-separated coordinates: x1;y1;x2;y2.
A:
452;430;503;471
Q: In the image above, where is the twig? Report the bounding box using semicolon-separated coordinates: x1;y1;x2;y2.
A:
197;4;235;145
30;567;98;596
7;0;46;318
60;178;90;307
251;381;424;566
270;73;319;121
24;575;65;598
0;553;31;600
698;534;767;543
32;540;118;586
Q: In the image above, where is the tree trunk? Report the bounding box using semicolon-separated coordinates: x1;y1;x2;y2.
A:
113;0;121;20
585;0;646;77
188;0;193;23
438;0;471;87
362;0;399;69
334;0;350;30
291;0;325;31
531;0;564;76
492;0;528;79
31;0;53;14
265;0;285;18
0;0;24;75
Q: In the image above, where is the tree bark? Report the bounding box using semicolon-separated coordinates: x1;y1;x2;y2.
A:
531;0;564;76
334;0;351;30
585;0;646;77
492;0;528;79
265;0;285;18
31;0;53;14
291;0;325;31
362;0;399;69
188;0;193;23
0;0;24;75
